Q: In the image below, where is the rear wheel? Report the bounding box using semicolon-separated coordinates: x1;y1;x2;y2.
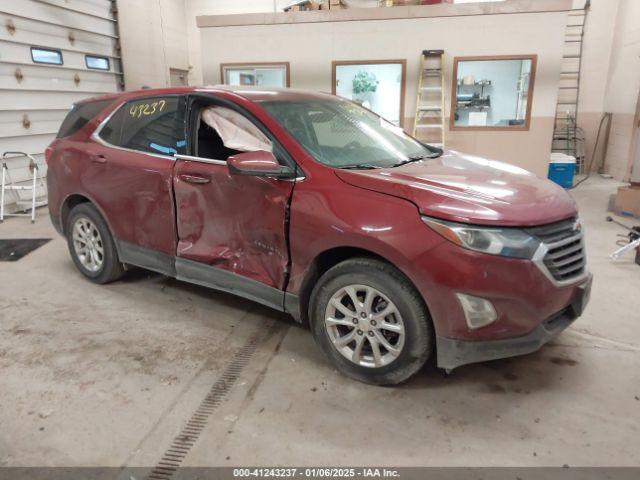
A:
310;258;432;385
66;203;124;284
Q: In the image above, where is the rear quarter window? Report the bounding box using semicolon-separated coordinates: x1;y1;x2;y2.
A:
57;100;113;138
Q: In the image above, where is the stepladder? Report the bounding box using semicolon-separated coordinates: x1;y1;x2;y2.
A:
1;151;48;224
413;49;445;149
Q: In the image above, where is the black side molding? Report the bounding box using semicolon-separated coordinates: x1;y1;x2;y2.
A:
118;240;176;277
115;240;302;321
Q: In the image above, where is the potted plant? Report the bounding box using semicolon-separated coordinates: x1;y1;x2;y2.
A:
352;70;378;105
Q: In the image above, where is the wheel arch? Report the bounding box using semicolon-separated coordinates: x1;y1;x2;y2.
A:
60;193;92;234
60;193;118;250
295;246;433;331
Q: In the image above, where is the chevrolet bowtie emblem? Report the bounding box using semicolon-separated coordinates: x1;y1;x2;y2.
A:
573;219;582;232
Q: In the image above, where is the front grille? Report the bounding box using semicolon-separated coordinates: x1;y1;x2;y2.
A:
527;217;586;283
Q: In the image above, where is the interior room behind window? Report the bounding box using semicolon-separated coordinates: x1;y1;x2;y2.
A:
453;58;533;128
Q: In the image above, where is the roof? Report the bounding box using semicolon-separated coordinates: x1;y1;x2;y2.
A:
196;85;334;102
77;85;333;105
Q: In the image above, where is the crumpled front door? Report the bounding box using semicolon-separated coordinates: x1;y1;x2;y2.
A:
173;158;294;290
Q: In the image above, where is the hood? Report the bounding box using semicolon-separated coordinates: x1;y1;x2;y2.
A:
334;150;578;227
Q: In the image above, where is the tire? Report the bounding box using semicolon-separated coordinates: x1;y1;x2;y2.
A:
66;203;125;284
310;257;432;385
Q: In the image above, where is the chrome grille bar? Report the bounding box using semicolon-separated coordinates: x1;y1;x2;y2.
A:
529;217;587;286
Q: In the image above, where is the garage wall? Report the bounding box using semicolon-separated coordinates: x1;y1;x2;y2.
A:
116;0;189;90
185;0;287;86
600;0;640;181
573;0;618;174
576;0;640;181
0;0;123;213
198;1;570;177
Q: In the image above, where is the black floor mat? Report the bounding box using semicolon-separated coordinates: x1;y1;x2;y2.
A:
0;238;51;261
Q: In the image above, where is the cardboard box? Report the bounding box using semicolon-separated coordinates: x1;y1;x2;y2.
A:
615;186;640;217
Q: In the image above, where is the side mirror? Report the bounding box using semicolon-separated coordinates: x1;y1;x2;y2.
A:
227;150;295;178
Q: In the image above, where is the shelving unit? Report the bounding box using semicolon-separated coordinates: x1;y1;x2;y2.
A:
456;80;491;111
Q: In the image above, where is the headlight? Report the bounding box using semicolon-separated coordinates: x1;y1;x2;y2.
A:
422;217;541;259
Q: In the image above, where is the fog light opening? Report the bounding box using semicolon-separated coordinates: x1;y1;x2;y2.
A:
456;293;498;330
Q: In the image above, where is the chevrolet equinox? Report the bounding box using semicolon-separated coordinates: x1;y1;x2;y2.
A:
46;87;592;385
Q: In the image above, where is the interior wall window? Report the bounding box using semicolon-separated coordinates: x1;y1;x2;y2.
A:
332;60;406;127
86;55;110;71
98;96;187;156
221;63;289;88
451;55;537;130
31;47;63;65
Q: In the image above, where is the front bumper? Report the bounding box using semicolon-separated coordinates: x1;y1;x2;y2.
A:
436;274;592;370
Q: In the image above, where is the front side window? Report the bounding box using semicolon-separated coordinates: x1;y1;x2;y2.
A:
31;47;62;65
451;55;537;130
195;106;272;161
261;97;438;169
98;96;186;156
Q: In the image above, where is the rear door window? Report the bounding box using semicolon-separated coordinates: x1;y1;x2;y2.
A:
98;96;187;156
57;99;113;138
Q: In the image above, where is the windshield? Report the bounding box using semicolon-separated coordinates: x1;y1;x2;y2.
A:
260;98;440;169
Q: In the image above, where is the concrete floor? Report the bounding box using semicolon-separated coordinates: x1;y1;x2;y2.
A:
1;176;639;468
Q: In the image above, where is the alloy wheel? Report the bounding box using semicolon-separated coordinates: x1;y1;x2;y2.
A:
324;284;405;368
72;217;104;273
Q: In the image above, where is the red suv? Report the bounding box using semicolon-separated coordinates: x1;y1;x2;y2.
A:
46;87;591;385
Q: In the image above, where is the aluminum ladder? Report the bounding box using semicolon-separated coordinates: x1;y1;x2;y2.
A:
412;49;445;149
1;152;48;223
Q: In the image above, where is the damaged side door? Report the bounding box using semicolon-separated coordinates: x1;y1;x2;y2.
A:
172;96;297;310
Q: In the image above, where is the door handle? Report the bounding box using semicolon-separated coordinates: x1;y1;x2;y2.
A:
179;174;210;185
90;154;107;164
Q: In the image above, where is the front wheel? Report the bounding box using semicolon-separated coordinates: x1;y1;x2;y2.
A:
310;258;433;385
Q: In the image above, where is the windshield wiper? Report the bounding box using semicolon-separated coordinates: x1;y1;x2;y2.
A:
391;151;441;168
339;164;381;170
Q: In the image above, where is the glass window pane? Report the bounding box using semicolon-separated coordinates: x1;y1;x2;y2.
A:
100;97;187;155
254;68;286;87
86;55;110;70
261;98;433;169
453;57;534;128
98;107;126;146
57;99;112;138
223;65;287;88
31;48;62;65
334;62;404;126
